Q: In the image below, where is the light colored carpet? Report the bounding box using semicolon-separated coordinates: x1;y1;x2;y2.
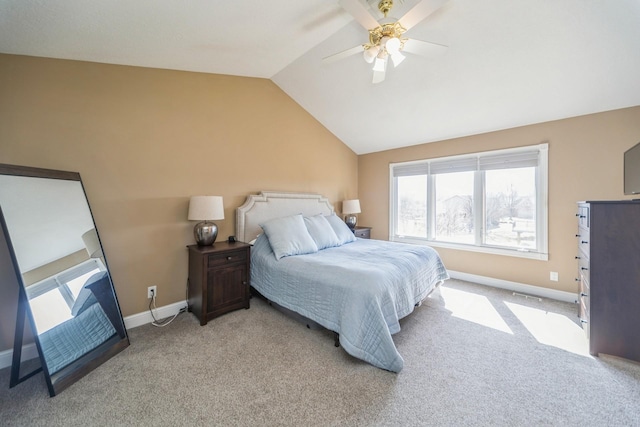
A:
1;279;639;426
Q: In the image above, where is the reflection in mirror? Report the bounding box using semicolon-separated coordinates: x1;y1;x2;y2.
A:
0;164;129;397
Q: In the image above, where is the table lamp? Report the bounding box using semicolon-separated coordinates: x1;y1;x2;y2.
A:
188;196;224;246
342;199;361;230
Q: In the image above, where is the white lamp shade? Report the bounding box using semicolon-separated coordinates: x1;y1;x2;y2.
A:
391;52;406;67
363;45;380;63
342;199;361;215
372;56;386;72
188;196;224;221
82;228;103;259
386;37;401;55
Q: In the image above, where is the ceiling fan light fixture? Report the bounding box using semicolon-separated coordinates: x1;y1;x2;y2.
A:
363;45;380;63
330;0;449;83
386;37;401;55
372;56;387;72
390;51;405;67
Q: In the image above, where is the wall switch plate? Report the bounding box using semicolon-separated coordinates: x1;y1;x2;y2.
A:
147;285;157;299
550;272;559;282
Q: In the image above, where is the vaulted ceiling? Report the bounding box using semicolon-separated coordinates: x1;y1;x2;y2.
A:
1;0;639;154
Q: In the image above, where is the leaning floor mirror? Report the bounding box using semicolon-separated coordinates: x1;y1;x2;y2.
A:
0;164;129;397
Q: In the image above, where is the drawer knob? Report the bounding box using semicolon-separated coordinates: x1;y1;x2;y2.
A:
575;234;581;238
575;256;581;259
227;256;232;260
581;267;588;271
580;292;588;297
575;278;580;282
580;319;588;324
581;241;588;244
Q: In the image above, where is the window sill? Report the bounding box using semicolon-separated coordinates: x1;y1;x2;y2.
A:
390;236;549;261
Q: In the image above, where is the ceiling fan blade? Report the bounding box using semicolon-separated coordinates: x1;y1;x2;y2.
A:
339;0;380;30
402;38;448;57
322;45;365;64
398;0;448;31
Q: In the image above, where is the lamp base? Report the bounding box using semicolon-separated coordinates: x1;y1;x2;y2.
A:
194;221;218;246
345;215;357;230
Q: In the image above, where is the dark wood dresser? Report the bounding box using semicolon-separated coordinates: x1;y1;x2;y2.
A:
187;241;250;326
576;200;640;362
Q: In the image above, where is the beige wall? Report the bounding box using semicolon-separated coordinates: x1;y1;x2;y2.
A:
359;106;640;294
2;52;638;355
0;54;358;352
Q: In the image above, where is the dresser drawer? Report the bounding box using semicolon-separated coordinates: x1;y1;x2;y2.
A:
579;297;590;339
577;205;590;229
208;249;247;268
577;232;590;259
578;258;590;287
579;293;589;319
578;271;590;337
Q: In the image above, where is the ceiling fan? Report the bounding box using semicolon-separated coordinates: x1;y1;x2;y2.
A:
324;0;448;83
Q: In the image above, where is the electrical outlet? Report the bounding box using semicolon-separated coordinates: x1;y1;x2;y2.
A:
550;272;559;282
147;285;157;299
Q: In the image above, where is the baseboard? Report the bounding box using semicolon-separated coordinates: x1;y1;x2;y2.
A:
123;300;189;330
0;300;188;370
447;270;577;303
0;342;39;372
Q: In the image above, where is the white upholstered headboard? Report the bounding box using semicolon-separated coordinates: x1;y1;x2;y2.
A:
235;191;335;243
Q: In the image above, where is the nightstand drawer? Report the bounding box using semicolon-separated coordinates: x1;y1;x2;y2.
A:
353;227;371;239
208;250;247;267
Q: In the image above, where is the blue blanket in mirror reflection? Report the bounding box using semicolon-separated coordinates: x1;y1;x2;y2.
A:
38;271;123;374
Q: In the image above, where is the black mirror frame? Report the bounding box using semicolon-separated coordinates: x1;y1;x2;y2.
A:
0;163;129;397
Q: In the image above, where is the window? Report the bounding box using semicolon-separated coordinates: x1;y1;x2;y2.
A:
390;144;548;260
26;259;103;333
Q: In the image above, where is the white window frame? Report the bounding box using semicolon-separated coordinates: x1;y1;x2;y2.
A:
25;258;104;307
389;143;549;260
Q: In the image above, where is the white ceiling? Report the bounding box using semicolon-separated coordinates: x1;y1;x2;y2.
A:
1;0;639;154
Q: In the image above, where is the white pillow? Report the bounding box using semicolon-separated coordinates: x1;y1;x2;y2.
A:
260;214;318;260
304;214;341;250
325;214;357;245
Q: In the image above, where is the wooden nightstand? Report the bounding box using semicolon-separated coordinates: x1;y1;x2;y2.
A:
353;226;372;239
187;241;250;326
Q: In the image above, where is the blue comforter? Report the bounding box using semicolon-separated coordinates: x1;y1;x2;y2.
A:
251;235;449;372
39;302;117;374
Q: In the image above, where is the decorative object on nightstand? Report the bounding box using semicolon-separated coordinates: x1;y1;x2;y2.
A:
353;226;372;239
187;241;251;326
342;199;361;230
188;196;224;246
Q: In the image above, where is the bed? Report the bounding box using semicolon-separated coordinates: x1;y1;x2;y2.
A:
236;191;449;372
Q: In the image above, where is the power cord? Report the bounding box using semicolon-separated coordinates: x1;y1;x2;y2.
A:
148;288;183;327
